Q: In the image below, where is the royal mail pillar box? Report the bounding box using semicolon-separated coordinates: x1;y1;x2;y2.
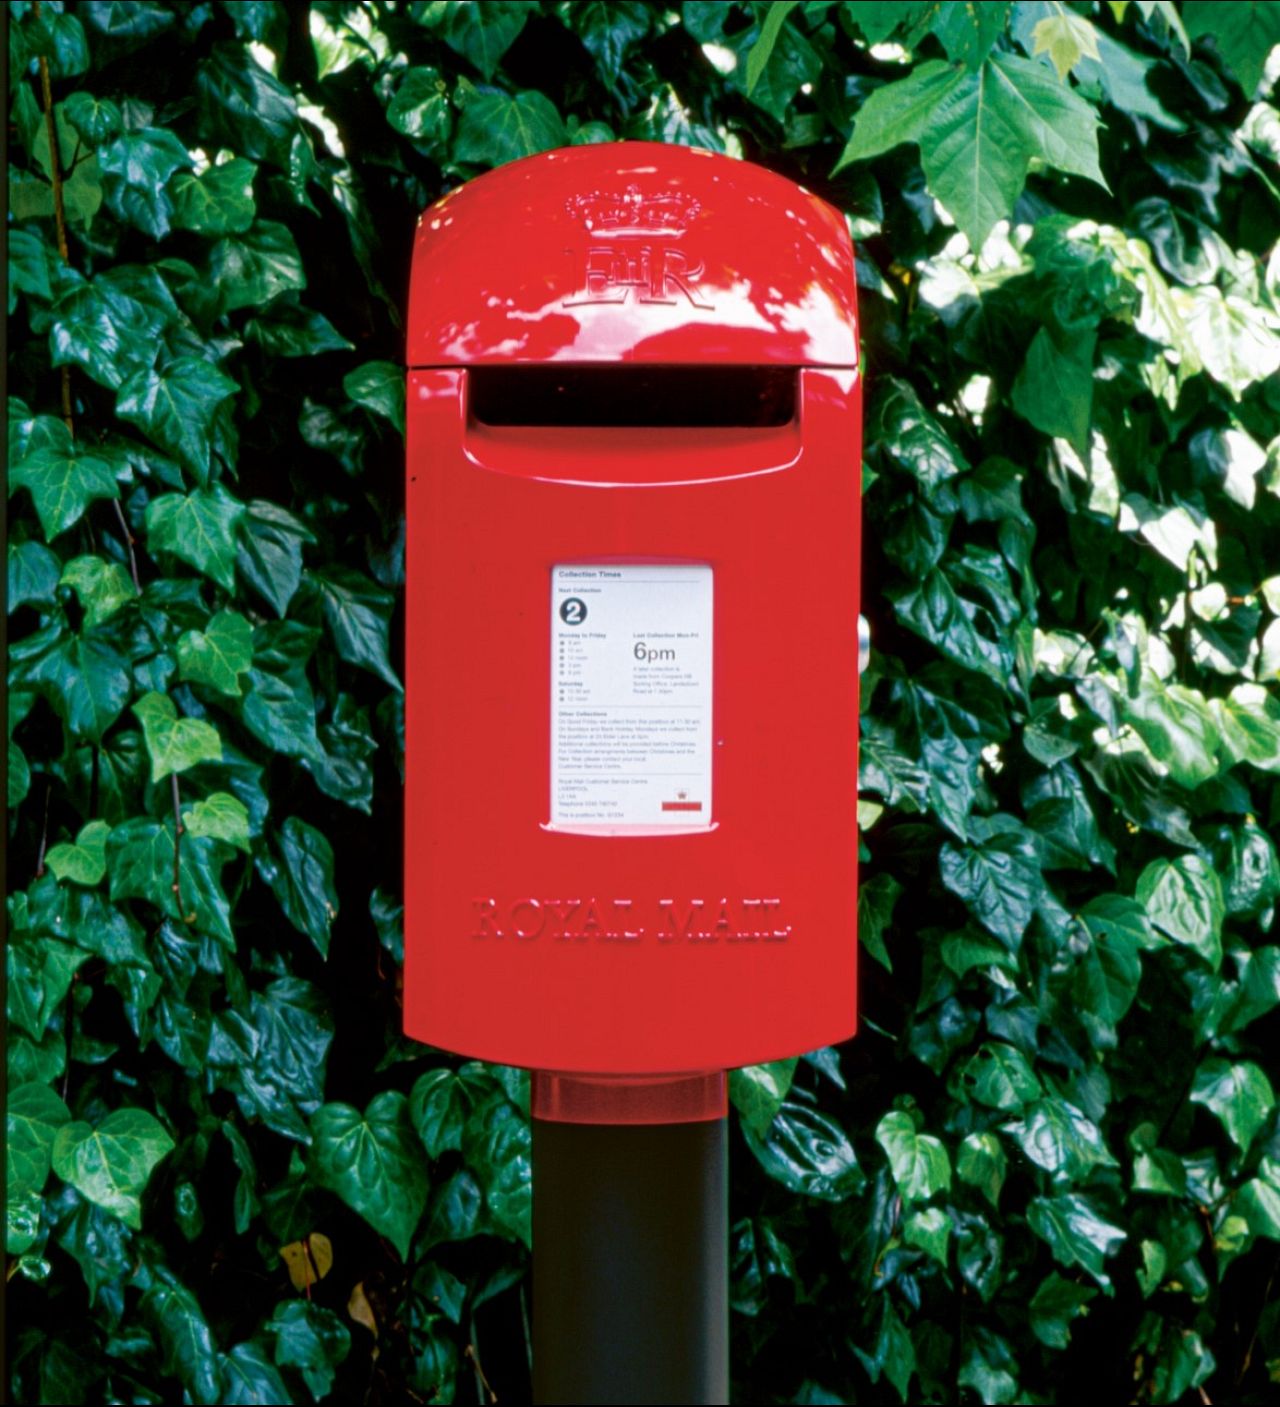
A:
404;141;860;1109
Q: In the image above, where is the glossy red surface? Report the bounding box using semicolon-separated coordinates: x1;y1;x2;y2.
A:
407;142;858;368
531;1071;728;1125
404;145;860;1076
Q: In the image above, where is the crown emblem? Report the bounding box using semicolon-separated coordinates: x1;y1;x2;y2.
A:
566;184;700;238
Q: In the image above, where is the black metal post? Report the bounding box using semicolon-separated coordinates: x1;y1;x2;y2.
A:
532;1116;729;1406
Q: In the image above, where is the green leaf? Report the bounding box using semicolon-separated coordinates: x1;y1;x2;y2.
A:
309;1093;428;1259
8;623;132;741
7;933;89;1039
343;361;404;437
236;500;314;617
60;555;135;627
454;89;567;167
436;1;530;78
731;1059;799;1137
116;357;238;482
209;979;333;1143
107;817;234;947
221;1341;291;1406
410;1065;491;1159
1190;1058;1275;1152
858;872;902;971
133;691;223;781
875;1110;951;1202
387;67;452;146
1215;685;1280;773
1032;11;1100;79
1003;1097;1117;1179
260;817;338;957
854;1295;916;1402
10;443;119;541
63;90;123;145
1137;855;1225;969
1028;1273;1097;1349
7;1083;71;1200
1121;677;1221;790
957;1131;1007;1208
744;1102;865;1201
51;1108;175;1229
169;157;257;234
240;621;323;760
141;1270;224;1406
177;610;254;697
836;52;1105;249
1011;326;1095;453
48;278;160;392
97;127;192;237
210;220;307;315
146;486;246;592
245;300;352;358
45;820;110;886
1183;0;1280;95
182;793;251;854
196;42;300;169
9;539;62;612
308;566;400;689
267;1301;350;1404
1180;286;1280;401
959;1042;1042;1111
1027;1193;1126;1289
931;0;1012;67
940;826;1044;950
904;1205;952;1266
462;1095;531;1246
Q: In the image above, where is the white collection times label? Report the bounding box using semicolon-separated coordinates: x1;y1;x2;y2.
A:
551;564;713;829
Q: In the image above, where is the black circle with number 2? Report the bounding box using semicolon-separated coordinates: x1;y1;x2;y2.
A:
560;598;587;625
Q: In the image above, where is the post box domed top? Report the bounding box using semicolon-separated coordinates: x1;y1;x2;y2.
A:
408;142;857;368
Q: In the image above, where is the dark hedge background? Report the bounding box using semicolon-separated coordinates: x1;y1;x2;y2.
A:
7;2;1280;1403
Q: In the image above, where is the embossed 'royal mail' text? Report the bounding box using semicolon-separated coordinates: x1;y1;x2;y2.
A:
470;897;790;943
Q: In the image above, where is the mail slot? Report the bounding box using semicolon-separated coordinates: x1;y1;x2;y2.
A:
404;142;860;1086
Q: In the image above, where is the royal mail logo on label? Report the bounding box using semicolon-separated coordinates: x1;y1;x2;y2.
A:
563;184;712;309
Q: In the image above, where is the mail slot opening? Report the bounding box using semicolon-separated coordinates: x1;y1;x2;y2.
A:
468;366;797;428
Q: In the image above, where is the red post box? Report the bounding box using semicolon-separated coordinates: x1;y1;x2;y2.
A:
404;142;860;1102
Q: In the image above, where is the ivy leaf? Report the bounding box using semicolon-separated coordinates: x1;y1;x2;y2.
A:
208;979;333;1143
236;501;315;617
387;67;452;146
210;220;307;315
10;442;120;541
259;817;339;958
117;357;238;482
7;933;89;1039
1179;287;1280;400
133;692;223;782
45;819;111;886
957;1131;1007;1208
169;157;257;234
1003;1097;1117;1180
9;539;62;611
51;1108;176;1229
63;90;123;145
308;566;400;689
182;793;251;854
410;1065;491;1159
146;486;246;592
97;127;192;237
8;623;132;742
958;1043;1042;1111
107;817;234;948
245;300;352;358
875;1111;951;1202
196;42;300;169
309;1094;428;1259
60;555;135;628
240;621;323;760
1190;1058;1275;1152
141;1270;224;1406
1137;855;1225;969
1183;0;1280;95
744;1102;865;1202
344;361;404;437
266;1301;350;1404
454;89;567;167
1121;677;1221;790
48;278;162;392
730;1059;799;1137
436;1;530;78
1028;1273;1097;1349
463;1095;531;1246
177;610;254;697
745;2;800;94
940;826;1045;951
7;1083;72;1200
1026;1193;1126;1289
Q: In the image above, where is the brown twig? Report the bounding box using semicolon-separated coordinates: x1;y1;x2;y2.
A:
465;1336;496;1405
34;7;142;594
